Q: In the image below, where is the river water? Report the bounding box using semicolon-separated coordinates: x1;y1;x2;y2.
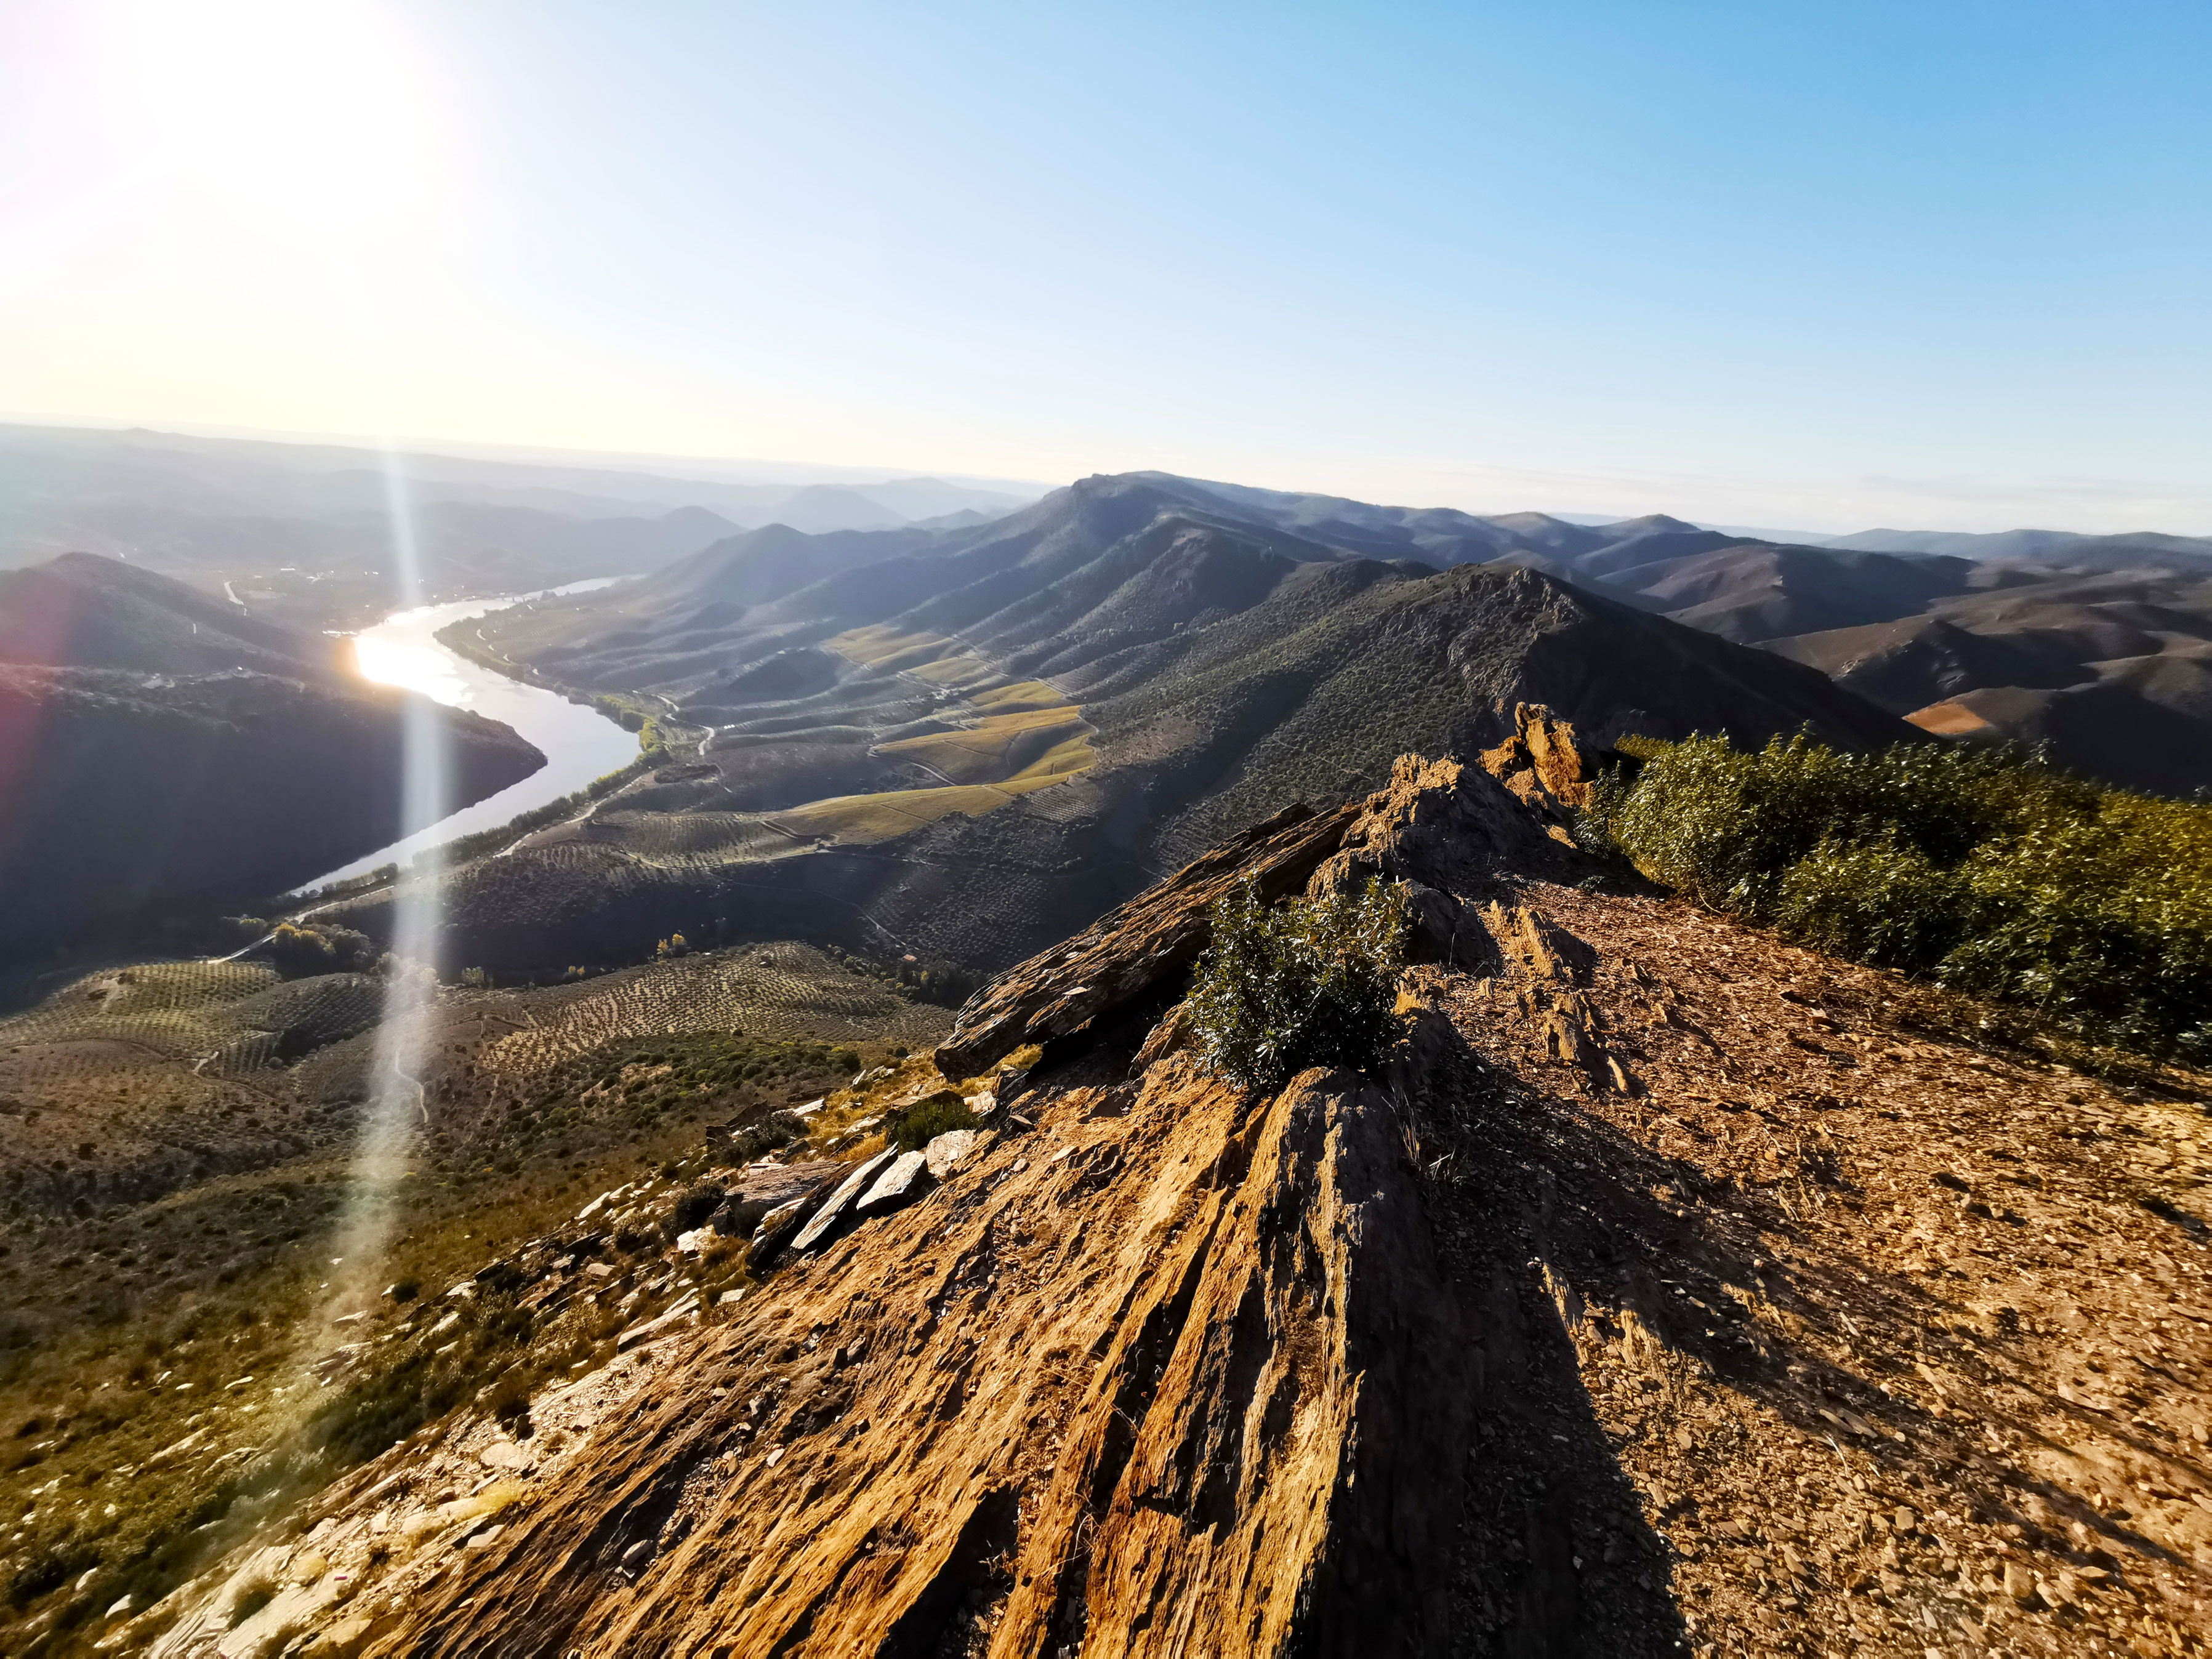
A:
299;580;640;889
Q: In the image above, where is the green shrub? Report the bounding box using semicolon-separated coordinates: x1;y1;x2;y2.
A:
227;1570;278;1626
887;1092;976;1151
1186;875;1409;1091
666;1180;725;1239
1585;733;2212;1061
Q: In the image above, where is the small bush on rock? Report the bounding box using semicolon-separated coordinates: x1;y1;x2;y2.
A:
667;1181;726;1239
1186;875;1409;1091
887;1091;976;1151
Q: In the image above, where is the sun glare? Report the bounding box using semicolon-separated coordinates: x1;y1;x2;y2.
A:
109;0;438;239
353;627;475;707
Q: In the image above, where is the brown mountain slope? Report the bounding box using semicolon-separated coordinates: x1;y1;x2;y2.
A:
1766;569;2212;795
137;741;2212;1659
331;536;1910;978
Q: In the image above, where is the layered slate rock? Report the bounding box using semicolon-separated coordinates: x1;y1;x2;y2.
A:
369;1055;1466;1658
853;1150;931;1218
933;798;1363;1079
716;1159;843;1235
787;1149;898;1255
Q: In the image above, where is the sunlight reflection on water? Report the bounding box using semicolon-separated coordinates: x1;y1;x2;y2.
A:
297;579;636;888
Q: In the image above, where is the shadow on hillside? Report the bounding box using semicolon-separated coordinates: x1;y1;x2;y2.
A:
1413;1036;1693;1657
1416;1013;2212;1656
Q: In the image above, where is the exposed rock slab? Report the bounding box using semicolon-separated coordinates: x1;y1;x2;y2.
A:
922;1128;979;1178
853;1149;931;1216
933;798;1362;1079
787;1149;897;1254
364;1054;1465;1658
718;1159;842;1235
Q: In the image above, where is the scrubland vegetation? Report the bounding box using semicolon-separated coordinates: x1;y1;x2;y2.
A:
1585;733;2212;1062
1186;875;1409;1090
0;935;944;1652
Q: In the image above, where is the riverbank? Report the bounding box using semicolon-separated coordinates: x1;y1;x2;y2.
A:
294;585;646;889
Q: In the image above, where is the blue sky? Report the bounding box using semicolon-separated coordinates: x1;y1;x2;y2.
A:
2;1;2206;529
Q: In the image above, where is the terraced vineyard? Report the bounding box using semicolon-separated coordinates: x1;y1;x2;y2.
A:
733;625;1098;844
0;960;280;1059
476;942;952;1083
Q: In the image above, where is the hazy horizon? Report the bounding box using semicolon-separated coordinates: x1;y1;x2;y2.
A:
3;2;2208;534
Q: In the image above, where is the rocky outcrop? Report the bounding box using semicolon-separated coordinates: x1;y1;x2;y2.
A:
1308;749;1591;901
715;1160;842;1235
931;798;1362;1079
935;738;1611;1081
357;1050;1463;1659
1477;699;1601;822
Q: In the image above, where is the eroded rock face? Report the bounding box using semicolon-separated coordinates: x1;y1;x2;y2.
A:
937;743;1604;1083
1307;750;1591;906
1478;699;1600;821
366;1055;1464;1658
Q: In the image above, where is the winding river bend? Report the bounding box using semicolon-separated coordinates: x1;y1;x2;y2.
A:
300;580;638;889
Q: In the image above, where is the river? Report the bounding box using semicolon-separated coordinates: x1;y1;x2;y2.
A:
297;580;640;889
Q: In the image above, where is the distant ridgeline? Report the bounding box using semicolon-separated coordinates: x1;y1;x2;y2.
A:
316;472;1921;976
0;554;543;961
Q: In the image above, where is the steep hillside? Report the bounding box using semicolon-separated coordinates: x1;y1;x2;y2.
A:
0;940;955;1657
108;741;2212;1659
1767;569;2212;795
0;555;545;957
1611;544;1976;643
0;552;352;680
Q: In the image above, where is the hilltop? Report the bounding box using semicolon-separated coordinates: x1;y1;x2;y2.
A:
79;730;2212;1659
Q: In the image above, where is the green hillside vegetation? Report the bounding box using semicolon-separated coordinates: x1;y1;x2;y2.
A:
872;704;1088;785
1585;733;2212;1061
332;476;1910;978
724;624;1097;844
0;942;949;1648
765;771;1077;843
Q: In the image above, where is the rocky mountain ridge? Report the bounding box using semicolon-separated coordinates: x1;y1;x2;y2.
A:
122;717;2212;1658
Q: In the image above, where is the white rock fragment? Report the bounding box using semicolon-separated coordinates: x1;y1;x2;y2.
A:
924;1130;979;1178
616;1293;702;1353
856;1151;933;1217
790;1150;898;1253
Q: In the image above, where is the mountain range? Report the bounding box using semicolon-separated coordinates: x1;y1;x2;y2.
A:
0;425;1046;634
312;473;1906;974
3;455;2210;1659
